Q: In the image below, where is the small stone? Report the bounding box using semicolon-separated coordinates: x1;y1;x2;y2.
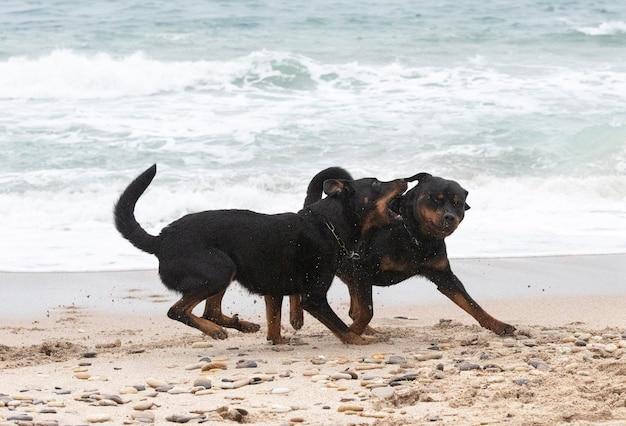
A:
337;404;363;412
86;414;111;423
193;378;212;389
119;386;138;395
155;385;174;392
311;374;330;382
36;421;59;426
83;351;98;358
302;368;319;376
371;386;395;399
389;374;417;386
165;414;194;423
458;362;481;371
184;362;206;371
432;371;445;380
311;357;327;365
191;341;213;349
146;378;168;388
415;352;443;361
574;339;588;347
131;411;155;421
218;379;250;389
133;401;154;411
201;361;227;371
98;398;118;406
236;359;257;369
605;344;618;353
167;387;191;394
74;372;91;380
7;415;33;422
271;387;290;394
331;372;354;380
529;358;550;371
386;355;407;365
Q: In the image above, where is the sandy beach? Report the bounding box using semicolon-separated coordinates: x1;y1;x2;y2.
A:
1;254;626;425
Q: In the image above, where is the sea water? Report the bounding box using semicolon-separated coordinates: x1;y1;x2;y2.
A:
1;0;625;272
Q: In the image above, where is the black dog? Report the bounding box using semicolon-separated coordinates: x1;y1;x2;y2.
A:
274;167;515;337
114;165;407;344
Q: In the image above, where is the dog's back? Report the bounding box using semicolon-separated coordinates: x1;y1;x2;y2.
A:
158;209;331;295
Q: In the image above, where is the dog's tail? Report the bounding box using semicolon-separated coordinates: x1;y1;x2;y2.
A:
114;164;160;255
303;167;354;207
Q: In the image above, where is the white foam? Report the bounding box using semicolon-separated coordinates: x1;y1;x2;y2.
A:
577;21;626;36
0;170;624;272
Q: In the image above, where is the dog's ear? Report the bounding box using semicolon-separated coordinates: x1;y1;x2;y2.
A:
464;190;470;210
404;172;432;183
323;179;350;196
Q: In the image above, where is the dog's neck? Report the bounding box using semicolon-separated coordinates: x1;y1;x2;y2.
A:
304;201;361;257
399;197;438;246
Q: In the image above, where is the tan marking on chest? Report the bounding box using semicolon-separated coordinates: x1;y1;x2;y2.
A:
379;256;410;272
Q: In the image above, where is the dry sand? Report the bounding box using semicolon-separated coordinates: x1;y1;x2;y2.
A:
1;255;626;425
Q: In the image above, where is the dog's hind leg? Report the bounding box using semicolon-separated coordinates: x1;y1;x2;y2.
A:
288;295;304;330
168;288;229;339
264;295;290;345
202;287;261;334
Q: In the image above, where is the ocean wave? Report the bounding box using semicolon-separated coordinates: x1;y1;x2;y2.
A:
2;48;625;108
576;21;626;36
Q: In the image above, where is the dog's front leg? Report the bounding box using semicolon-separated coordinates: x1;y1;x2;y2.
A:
424;268;516;336
344;279;376;336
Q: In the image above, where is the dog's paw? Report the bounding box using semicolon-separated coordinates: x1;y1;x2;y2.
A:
343;333;377;345
363;325;379;335
493;322;517;336
290;316;304;330
240;322;261;333
208;328;229;340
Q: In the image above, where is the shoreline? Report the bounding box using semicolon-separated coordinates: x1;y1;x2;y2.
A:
2;253;625;320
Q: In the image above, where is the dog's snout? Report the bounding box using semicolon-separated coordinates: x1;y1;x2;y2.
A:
443;212;456;226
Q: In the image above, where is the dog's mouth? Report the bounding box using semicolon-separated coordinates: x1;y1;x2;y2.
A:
387;196;403;221
424;221;458;239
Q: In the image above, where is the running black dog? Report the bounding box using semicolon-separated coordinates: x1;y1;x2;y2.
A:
273;167;515;337
114;165;407;344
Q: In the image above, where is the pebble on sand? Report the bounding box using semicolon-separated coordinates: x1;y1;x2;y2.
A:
86;414;112;423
